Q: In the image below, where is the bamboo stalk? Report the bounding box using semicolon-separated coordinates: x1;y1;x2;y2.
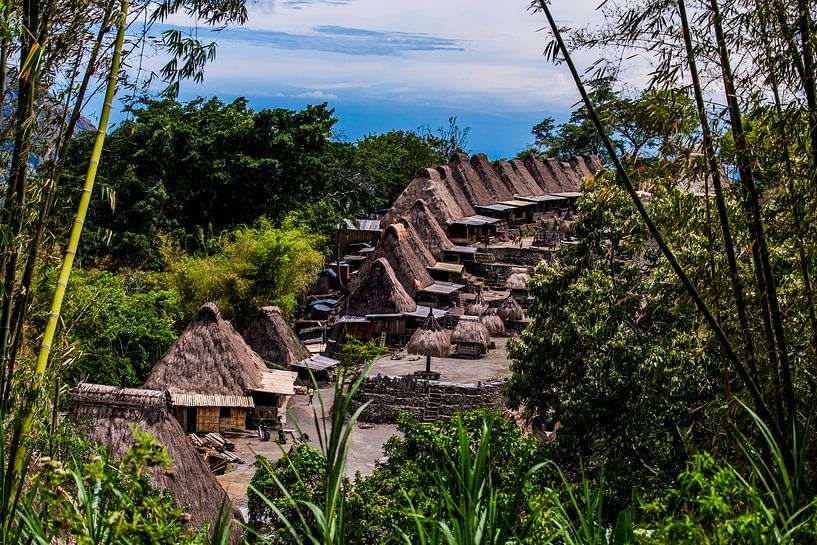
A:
533;0;782;447
11;0;129;474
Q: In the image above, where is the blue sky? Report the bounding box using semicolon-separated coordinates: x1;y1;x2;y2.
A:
121;0;612;158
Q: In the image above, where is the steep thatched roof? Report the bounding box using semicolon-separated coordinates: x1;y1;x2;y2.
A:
451;315;491;347
406;308;451;357
396;218;437;269
449;153;495;207
144;303;270;397
569;156;594;178
436;165;476;216
480;307;505;335
511;159;546;196
382;168;466;227
559;160;582;191
244;306;310;368
353;223;434;297
523;154;562;193
497;295;524;322
506;269;531;291
346;257;417;316
68;383;243;543
494;160;544;197
405;199;454;261
470;154;513;201
465;291;489;316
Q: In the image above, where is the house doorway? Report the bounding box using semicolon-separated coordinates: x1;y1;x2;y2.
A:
186;407;197;433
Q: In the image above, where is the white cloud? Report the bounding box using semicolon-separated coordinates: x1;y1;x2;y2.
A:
292;90;339;99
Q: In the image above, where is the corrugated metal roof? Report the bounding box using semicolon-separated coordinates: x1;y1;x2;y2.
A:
516;194;566;202
338;315;371;323
550;192;581;198
340;218;382;232
169;393;255;408
254;370;298;396
476;203;517;212
498;199;537;207
294;355;340;371
420;281;466;295
404;305;448;319
446;245;478;254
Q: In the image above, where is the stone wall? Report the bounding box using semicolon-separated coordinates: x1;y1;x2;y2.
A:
351;374;507;423
489;247;548;266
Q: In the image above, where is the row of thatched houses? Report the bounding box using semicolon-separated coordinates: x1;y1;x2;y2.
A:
337;152;600;348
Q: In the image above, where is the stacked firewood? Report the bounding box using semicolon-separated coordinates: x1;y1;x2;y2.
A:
188;432;244;475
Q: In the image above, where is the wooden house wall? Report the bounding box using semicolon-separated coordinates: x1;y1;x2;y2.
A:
197;407;220;433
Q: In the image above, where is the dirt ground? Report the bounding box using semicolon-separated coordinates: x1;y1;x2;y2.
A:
217;335;514;515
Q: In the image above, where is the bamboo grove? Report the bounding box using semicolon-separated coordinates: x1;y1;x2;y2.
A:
532;0;816;471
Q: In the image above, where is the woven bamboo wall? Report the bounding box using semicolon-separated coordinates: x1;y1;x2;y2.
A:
227;409;246;431
196;407;220;433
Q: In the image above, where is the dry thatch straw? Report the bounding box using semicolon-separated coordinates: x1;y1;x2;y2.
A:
470;153;513;201
68;383;243;543
396;217;437;269
244;306;310;368
511;159;547;196
449;152;496;207
405;199;454;261
480;307;505;335
144;302;270;396
523;154;562;193
451;315;491;348
382;167;466;227
497;295;524;322
346;257;417;316
407;308;451;373
506;269;531;291
352;223;434;297
465;291;489;316
436;164;476;217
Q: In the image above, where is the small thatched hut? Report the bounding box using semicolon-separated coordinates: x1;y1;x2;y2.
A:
497;295;524;322
405;199;454;261
244;306;310;368
465;291;489;316
68;383;243;544
345;257;416;340
451;315;491;358
506;269;532;300
144;303;296;433
480;307;505;335
406;308;451;376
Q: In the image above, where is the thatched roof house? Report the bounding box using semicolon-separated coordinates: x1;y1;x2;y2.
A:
346;257;417;316
68;383;243;544
407;308;452;374
494;160;543;197
523;154;562;193
405;199;454;261
451;315;491;357
511;159;547;196
144;303;296;433
465;291;489;316
449;153;496;207
436;165;477;217
353;223;434;297
497;295;524;322
396;217;437;269
382;168;466;227
470;153;514;202
244;306;310;368
480;307;505;335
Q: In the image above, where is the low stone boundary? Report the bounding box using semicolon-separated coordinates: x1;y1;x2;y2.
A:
350;374;507;423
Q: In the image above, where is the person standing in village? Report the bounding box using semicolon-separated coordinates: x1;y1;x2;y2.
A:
307;387;315;405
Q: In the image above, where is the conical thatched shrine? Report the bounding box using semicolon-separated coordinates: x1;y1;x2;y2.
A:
69;383;244;544
497;294;524;322
406;307;451;377
244;306;310;368
144;302;296;433
480;307;505;335
465;291;489;316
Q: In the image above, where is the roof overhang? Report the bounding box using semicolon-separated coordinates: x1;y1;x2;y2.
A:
169;393;255;408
